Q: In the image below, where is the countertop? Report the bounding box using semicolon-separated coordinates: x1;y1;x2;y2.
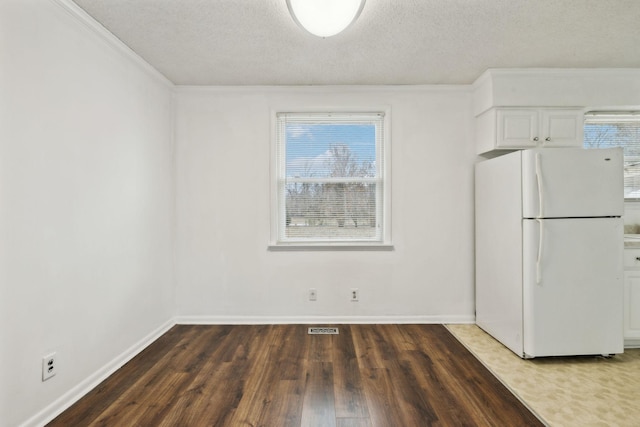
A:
624;235;640;248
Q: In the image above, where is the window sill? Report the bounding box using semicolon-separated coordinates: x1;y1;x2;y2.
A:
268;243;395;252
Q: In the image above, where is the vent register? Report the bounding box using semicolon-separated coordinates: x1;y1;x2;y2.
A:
308;327;339;335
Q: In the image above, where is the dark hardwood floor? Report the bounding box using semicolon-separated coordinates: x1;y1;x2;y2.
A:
48;324;543;426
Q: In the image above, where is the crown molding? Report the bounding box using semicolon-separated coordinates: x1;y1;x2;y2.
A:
474;68;640;87
50;0;174;89
174;84;473;94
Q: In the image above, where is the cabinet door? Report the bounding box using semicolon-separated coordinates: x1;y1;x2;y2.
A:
496;109;538;149
541;109;584;148
624;270;640;340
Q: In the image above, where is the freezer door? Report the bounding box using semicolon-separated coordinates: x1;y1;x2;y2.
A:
522;218;623;357
522;148;623;218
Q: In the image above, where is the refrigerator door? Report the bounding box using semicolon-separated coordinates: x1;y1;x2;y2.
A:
522;148;623;218
522;217;623;357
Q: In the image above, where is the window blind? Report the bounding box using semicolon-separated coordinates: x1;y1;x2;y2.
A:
276;112;385;243
584;112;640;198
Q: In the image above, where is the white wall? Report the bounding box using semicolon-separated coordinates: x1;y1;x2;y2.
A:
0;1;175;426
174;87;476;323
2;1;637;425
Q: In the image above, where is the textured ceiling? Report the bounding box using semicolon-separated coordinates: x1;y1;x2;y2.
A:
71;0;640;86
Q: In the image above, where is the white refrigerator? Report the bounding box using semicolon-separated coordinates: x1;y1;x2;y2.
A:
475;147;624;358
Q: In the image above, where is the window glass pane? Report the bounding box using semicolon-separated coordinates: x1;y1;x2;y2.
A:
286;124;376;178
285;183;378;240
584;113;640;198
276;113;385;243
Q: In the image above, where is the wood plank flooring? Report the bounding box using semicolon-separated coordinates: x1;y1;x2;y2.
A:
48;325;543;426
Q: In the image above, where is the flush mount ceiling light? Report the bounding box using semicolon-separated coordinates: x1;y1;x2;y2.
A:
286;0;366;38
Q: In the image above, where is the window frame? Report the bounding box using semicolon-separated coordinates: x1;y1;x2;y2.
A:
269;109;392;250
584;110;640;201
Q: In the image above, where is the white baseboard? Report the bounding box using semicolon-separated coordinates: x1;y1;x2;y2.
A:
175;314;475;325
22;314;474;426
625;338;640;349
21;318;176;427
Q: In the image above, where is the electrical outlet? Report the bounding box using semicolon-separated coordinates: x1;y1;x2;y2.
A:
42;353;57;381
351;288;359;302
308;288;317;301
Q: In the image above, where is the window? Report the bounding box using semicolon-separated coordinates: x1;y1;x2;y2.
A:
584;112;640;199
272;112;389;246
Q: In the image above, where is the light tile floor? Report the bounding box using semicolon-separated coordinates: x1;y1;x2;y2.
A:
447;324;640;427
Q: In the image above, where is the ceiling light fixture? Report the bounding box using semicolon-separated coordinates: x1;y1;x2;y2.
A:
286;0;366;38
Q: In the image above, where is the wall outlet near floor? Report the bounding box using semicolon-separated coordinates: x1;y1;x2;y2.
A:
351;288;359;302
42;352;57;381
308;288;317;301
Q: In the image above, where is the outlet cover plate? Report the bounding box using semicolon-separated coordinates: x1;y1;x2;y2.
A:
42;353;56;381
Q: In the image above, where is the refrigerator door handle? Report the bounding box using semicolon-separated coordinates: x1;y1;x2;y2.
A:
536;219;544;284
535;153;544;218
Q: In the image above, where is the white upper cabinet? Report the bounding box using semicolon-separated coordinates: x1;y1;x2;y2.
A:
541;110;584;147
477;108;584;154
496;109;538;149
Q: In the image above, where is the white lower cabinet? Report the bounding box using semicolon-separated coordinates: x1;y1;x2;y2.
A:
623;249;640;347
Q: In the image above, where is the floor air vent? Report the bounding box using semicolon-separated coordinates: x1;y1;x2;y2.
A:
308;327;339;335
